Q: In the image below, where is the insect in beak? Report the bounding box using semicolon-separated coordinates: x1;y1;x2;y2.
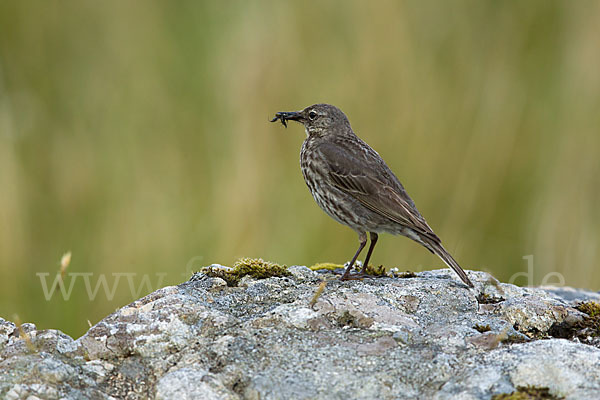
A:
271;115;288;127
271;111;301;128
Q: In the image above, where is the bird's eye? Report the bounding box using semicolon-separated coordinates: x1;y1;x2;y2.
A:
308;111;317;120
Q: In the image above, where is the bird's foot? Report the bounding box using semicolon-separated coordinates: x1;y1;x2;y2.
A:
339;271;369;281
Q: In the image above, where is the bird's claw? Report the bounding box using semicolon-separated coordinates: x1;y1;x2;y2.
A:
339;271;369;281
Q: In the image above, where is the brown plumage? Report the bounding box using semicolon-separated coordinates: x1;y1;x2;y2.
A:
271;104;474;288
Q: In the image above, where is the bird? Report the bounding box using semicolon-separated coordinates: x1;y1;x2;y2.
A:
271;103;474;288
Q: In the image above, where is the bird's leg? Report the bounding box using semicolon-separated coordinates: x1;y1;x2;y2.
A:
360;232;378;274
341;232;367;280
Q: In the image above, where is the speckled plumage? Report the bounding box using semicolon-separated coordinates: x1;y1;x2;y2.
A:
273;104;473;287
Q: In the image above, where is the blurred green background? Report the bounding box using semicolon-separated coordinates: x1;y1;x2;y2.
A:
1;1;599;338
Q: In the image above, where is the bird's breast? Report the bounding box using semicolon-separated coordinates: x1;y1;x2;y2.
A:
300;139;353;226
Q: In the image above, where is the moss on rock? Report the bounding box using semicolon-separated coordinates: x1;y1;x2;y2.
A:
202;258;289;286
492;386;563;400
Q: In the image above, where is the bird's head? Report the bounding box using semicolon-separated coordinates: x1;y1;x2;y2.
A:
271;104;351;137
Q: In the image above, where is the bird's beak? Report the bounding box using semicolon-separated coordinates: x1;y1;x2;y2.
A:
271;111;303;128
276;111;302;121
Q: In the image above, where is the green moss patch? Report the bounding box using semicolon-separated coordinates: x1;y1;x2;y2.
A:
576;301;600;318
474;324;491;333
394;270;417;278
309;263;387;277
362;264;387;277
492;386;563;399
309;263;344;271
202;258;289;286
548;301;600;342
476;293;505;304
310;262;395;278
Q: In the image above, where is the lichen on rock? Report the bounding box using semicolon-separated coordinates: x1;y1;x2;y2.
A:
1;266;600;399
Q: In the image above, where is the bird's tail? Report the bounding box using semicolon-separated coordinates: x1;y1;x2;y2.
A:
420;235;474;288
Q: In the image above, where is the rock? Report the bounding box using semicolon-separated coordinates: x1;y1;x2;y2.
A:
1;267;599;399
539;285;600;303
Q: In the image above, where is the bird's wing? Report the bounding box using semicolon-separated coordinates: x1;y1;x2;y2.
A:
317;141;440;242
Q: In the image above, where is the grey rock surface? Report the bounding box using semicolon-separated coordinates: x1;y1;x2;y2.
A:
1;266;599;399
